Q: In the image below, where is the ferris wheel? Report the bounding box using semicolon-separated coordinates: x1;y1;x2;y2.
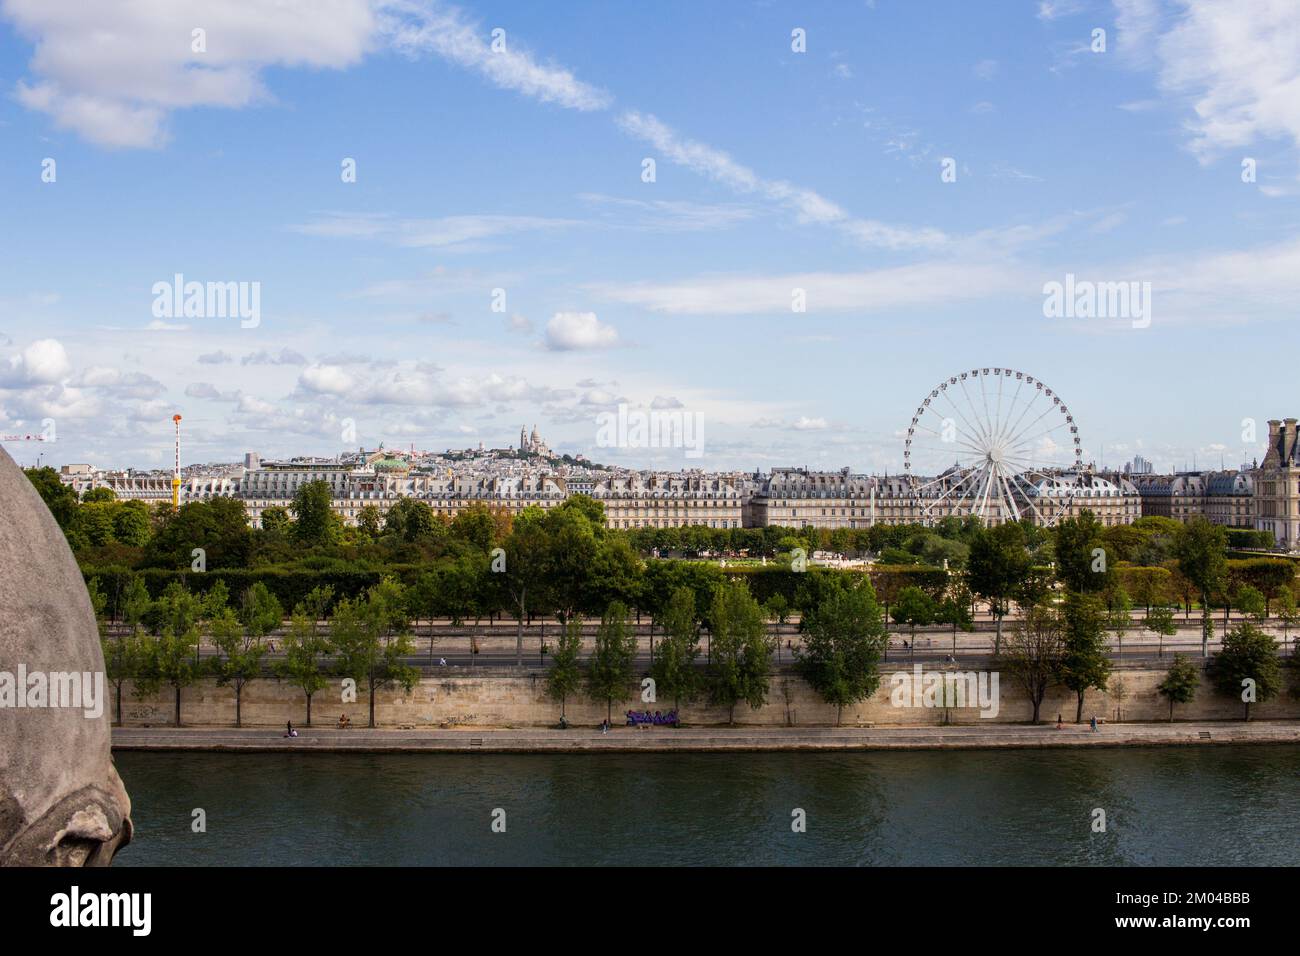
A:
902;368;1083;526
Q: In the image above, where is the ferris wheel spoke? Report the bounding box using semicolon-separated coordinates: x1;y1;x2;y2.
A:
996;467;1023;521
938;386;990;448
993;373;1007;442
977;373;997;446
909;426;987;459
997;388;1046;447
920;466;984;505
954;378;993;444
1006;421;1074;460
996;375;1026;444
1003;401;1060;446
1004;409;1069;458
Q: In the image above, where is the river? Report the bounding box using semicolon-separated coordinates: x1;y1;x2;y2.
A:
111;746;1300;866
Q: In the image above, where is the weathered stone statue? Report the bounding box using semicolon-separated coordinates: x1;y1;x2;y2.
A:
0;449;132;865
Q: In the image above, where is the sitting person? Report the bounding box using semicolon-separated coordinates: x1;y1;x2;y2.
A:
337;713;350;729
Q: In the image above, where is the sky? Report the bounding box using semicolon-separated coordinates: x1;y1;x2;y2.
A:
1;0;1298;476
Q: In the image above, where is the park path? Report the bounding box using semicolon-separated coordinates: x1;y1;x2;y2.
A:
112;721;1300;754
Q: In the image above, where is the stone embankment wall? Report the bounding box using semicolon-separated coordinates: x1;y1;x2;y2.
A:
116;665;1300;728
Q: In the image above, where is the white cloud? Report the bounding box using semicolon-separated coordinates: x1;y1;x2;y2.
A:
1140;0;1300;167
242;348;307;366
616;111;947;251
3;0;381;148
792;416;829;431
588;261;1024;315
298;364;356;396
384;0;612;111
1037;0;1086;20
545;312;620;350
0;338;70;386
973;59;998;80
292;212;579;250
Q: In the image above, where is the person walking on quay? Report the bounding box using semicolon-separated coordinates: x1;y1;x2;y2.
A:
1090;715;1098;733
1056;714;1063;730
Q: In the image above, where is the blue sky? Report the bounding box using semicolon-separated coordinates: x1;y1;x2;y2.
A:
0;0;1297;475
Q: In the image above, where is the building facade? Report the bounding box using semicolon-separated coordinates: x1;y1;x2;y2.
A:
1256;418;1300;548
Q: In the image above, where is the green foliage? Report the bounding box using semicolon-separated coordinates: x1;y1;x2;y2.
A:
1157;654;1199;720
998;602;1065;724
291;480;342;547
22;466;79;531
145;497;251;569
276;607;334;725
134;626;200;726
1053;511;1114;593
796;580;886;723
586;601;638;722
208;608;266;727
651;587;701;712
1058;592;1113;722
706;580;771;723
330;579;419;728
238;581;283;637
545;617;585;720
1209;622;1281;719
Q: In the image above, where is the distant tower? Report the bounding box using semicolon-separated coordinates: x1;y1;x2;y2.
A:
171;414;183;509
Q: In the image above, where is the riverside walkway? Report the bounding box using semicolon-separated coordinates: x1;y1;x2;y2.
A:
112;721;1300;754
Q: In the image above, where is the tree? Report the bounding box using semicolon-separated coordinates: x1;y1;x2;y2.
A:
1107;587;1132;661
238;582;283;639
1174;518;1227;657
356;504;383;540
764;593;791;662
1054;511;1113;593
145;498;252;569
545;617;584;723
500;508;551;666
1059;593;1113;724
122;575;152;634
135;626;199;727
1157;655;1199;722
101;627;145;726
796;580;886;725
706;581;771;724
331;582;419;728
112;500;152;547
208;608;266;727
1235;585;1267;624
22;466;79;531
1209;622;1281;721
890;585;935;661
586;601;637;724
1277;589;1300;655
968;522;1030;654
1146;603;1178;659
290;480;341;547
937;582;974;654
650;587;701;715
260;506;291;535
383;497;437;542
276;605;334;726
999;602;1065;724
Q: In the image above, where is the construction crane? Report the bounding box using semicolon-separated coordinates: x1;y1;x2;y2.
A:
0;432;49;441
171;414;182;510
